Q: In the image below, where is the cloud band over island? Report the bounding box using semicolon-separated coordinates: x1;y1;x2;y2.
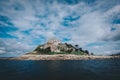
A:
0;0;120;56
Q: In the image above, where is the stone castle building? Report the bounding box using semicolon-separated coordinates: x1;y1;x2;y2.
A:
38;38;76;53
45;38;60;52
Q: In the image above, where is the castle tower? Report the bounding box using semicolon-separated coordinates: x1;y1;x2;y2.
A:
45;38;61;52
47;38;60;46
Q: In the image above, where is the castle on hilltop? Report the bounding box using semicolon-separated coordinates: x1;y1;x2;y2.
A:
35;38;75;53
45;38;61;52
31;38;90;55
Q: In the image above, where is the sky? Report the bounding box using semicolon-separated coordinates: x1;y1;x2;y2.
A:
0;0;120;56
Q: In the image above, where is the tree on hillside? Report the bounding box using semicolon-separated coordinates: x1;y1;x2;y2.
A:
79;48;82;50
66;49;73;53
45;47;51;53
75;44;79;48
85;50;89;55
75;44;79;52
91;53;94;55
79;48;85;53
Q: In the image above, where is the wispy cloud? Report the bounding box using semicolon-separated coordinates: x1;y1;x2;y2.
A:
0;0;120;56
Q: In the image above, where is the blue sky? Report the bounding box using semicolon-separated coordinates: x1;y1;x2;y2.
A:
0;0;120;56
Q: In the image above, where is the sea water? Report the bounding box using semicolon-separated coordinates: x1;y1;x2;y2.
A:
0;59;120;80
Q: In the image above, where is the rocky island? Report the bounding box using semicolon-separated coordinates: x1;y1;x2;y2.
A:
3;38;120;60
28;38;90;55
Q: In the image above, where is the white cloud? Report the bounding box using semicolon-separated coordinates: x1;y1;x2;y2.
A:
0;38;35;54
0;50;6;54
0;47;6;54
0;0;120;55
104;5;120;18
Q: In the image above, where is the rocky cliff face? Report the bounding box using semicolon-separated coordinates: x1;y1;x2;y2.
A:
29;39;89;55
